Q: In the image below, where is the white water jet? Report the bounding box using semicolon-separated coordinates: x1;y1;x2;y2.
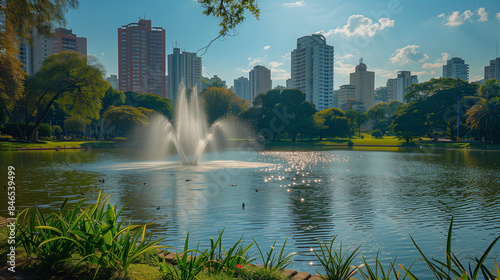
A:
151;82;224;165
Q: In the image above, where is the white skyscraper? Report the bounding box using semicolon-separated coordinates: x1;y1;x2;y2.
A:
443;57;469;81
234;76;250;101
168;47;202;100
249;65;272;105
387;71;418;102
291;34;334;111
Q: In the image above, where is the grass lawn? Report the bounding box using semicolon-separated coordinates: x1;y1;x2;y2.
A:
0;141;112;151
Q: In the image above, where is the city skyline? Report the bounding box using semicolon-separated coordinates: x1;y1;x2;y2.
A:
64;0;500;89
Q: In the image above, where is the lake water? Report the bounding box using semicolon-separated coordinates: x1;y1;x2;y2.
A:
1;147;499;277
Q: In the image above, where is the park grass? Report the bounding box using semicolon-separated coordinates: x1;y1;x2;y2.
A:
0;140;114;151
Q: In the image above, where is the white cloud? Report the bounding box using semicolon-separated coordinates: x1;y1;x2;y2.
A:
236;67;250;73
263;45;271;50
373;68;396;78
390;45;429;65
497;13;500;20
334;61;355;76
248;57;264;67
470;75;483;82
478;7;488;22
422;53;450;69
282;1;305;7
316;29;335;37
333;15;395;37
412;70;437;77
268;61;283;68
336;54;354;60
439;10;474;26
282;53;291;60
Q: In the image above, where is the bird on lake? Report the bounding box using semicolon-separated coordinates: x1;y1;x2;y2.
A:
230;184;237;186
242;203;245;210
186;179;191;182
255;189;259;192
144;182;148;185
156;206;161;210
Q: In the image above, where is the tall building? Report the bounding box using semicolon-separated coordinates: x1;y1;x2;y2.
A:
387;71;418;102
118;19;166;97
349;58;375;111
337;84;356;111
484;57;500;82
19;28;87;75
443;57;469;81
286;78;293;89
202;75;226;92
106;75;119;89
291;34;334;111
386;78;397;102
168;48;202;100
234;76;250;101
249;65;272;105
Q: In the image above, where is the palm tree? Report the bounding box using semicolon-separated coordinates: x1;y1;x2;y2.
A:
356;111;368;138
345;110;358;140
466;97;500;142
478;79;500;100
395;130;420;143
367;106;385;126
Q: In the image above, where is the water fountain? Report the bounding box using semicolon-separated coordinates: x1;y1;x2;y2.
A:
149;83;228;165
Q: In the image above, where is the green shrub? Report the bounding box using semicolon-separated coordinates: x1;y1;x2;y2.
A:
372;130;383;139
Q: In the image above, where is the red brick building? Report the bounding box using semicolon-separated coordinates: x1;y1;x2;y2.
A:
118;19;166;98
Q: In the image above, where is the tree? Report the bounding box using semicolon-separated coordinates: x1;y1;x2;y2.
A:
11;52;107;141
375;86;388;102
324;115;350;138
314;107;346;140
395;130;420;143
64;115;91;136
355;111;368;137
345;110;358;140
197;0;259;54
202;86;234;124
478;79;500;100
124;91;173;119
466;97;500;143
100;86;126;139
102;106;149;137
0;0;79;121
367;105;385;126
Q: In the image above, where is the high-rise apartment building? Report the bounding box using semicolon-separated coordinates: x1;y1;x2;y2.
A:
291;34;334;111
349;59;375;111
286;78;293;89
19;28;87;76
337;84;356;111
443;57;469;81
106;75;119;89
168;48;202;100
387;71;418;102
249;65;272;105
234;76;250;101
118;19;166;97
484;57;500;82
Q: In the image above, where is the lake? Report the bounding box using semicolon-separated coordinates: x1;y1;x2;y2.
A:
1;147;499;277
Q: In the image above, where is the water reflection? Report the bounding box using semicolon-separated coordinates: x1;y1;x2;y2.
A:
1;148;499;276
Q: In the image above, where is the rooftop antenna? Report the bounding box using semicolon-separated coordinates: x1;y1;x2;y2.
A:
360;58;363;64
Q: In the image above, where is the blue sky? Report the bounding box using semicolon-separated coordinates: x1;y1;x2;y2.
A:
65;0;500;89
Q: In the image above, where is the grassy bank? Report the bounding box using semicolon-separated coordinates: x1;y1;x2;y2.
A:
0;140;116;151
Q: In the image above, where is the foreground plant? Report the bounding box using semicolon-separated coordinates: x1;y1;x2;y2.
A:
402;217;500;280
16;192;167;278
252;237;296;271
360;252;412;280
313;236;363;280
